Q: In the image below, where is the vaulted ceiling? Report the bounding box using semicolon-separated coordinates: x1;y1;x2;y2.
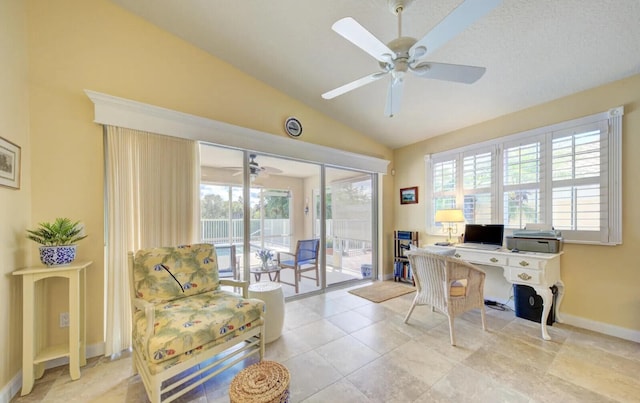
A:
110;0;640;149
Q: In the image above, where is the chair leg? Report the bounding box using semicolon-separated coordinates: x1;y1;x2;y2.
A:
295;270;299;293
404;297;418;323
314;267;319;286
448;315;456;346
480;305;487;331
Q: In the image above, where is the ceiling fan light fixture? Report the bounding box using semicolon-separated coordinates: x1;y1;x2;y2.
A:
411;45;427;60
411;62;431;75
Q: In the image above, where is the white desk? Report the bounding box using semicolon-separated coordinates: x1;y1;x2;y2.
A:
452;248;563;341
13;261;92;395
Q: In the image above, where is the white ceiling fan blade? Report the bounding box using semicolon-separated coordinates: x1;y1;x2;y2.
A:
384;76;404;118
262;166;283;175
322;71;388;99
410;0;501;60
332;17;394;63
411;62;486;84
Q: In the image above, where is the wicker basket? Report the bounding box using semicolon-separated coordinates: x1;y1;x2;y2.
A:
229;361;290;403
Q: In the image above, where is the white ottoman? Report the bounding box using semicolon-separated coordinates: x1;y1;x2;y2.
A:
248;282;285;343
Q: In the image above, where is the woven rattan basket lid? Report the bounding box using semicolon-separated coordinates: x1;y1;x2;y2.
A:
229;361;290;403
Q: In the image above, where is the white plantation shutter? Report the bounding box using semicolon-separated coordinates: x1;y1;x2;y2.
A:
432;157;457;212
551;121;609;242
425;106;622;245
426;155;457;233
502;138;545;229
462;148;495;224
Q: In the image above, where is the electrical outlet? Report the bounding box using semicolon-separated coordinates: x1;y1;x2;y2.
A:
59;312;69;328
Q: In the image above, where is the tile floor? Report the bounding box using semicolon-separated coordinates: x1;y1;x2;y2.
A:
11;283;640;402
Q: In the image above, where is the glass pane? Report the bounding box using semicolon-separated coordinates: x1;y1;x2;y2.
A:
503;189;541;228
463;152;492;189
504;143;541;185
553;184;600;231
553;130;601;181
463;193;492;224
433;159;456;192
326;168;374;287
199;145;245;283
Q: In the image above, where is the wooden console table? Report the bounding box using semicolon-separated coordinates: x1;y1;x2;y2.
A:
13;261;92;395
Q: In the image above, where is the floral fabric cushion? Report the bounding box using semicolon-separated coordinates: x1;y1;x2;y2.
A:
132;244;220;304
133;289;265;366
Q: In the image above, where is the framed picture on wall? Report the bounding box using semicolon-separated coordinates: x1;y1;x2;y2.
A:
0;136;21;189
400;186;418;204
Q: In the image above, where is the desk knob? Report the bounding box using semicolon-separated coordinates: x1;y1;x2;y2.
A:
454;253;461;258
489;257;498;263
519;261;530;267
517;272;532;281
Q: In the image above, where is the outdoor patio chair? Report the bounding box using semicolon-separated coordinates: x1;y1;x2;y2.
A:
216;244;239;280
277;239;320;293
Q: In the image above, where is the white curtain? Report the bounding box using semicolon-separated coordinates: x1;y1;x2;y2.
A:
104;126;200;357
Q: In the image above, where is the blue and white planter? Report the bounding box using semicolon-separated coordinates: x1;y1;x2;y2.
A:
39;245;77;266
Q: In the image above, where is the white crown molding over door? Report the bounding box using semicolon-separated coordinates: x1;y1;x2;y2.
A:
84;90;389;174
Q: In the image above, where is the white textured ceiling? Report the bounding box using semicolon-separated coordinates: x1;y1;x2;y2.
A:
109;0;640;149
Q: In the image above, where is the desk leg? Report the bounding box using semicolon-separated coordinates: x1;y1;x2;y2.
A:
21;276;35;396
533;286;552;341
554;280;565;323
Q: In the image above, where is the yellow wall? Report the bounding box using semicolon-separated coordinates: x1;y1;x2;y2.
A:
22;0;394;367
0;0;31;387
394;74;640;332
7;0;635;394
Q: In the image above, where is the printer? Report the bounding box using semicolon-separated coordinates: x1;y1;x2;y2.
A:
506;227;563;253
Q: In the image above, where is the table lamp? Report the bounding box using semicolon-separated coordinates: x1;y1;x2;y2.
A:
435;209;465;244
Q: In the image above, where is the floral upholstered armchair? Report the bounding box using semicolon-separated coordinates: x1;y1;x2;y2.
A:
128;243;265;403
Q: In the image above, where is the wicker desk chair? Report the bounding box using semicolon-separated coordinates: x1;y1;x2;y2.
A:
405;251;487;346
277;239;320;293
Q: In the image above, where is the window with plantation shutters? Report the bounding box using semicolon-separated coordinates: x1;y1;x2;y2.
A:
425;107;623;245
430;157;457;232
551;121;609;242
502;139;544;229
463;150;494;224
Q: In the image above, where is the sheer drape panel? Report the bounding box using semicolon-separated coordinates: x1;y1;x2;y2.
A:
104;126;199;356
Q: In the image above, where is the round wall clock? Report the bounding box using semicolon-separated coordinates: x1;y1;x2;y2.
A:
284;117;303;138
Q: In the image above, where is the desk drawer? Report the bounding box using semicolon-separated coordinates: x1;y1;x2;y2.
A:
507;257;543;270
453;251;507;266
508;267;541;285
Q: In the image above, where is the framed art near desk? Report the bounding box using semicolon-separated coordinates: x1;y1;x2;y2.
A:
400;186;418;204
0;136;21;189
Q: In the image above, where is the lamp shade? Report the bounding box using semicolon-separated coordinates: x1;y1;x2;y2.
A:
435;209;465;223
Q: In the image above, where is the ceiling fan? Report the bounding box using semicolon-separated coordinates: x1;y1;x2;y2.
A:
322;0;501;117
230;154;283;181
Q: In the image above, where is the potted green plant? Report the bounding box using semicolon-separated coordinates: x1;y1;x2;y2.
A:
26;218;87;266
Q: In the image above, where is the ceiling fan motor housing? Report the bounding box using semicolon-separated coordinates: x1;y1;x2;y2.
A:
379;36;417;72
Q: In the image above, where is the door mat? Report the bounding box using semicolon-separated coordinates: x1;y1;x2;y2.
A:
349;281;415;303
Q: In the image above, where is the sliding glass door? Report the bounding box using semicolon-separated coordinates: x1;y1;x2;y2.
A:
321;168;375;287
199;143;375;298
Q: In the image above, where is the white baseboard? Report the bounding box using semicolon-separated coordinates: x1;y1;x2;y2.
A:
560;313;640;343
0;342;105;403
0;371;21;403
